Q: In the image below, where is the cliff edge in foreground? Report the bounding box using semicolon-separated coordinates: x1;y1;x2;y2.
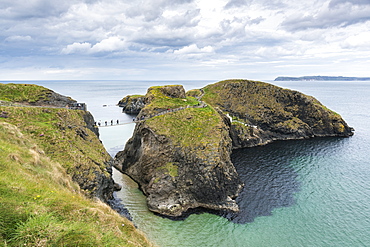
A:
0;83;151;246
114;80;353;218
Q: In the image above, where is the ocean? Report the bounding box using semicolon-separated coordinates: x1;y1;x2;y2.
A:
4;80;370;246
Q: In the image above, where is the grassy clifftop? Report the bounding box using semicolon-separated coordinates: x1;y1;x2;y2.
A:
0;106;112;200
202;79;353;139
114;84;242;217
0;122;151;246
138;85;199;117
0;83;75;107
0;83;152;246
146;106;223;151
0;83;50;103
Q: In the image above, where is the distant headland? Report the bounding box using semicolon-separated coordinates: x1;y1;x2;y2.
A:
274;76;370;81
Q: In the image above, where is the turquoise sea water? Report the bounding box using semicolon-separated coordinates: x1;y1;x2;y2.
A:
5;80;370;246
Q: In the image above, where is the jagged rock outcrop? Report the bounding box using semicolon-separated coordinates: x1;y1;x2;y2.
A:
118;85;187;117
41;90;77;107
114;80;354;218
82;111;100;137
202;80;354;148
118;95;146;114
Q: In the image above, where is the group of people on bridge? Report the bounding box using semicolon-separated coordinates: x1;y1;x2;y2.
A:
96;100;208;128
95;119;120;127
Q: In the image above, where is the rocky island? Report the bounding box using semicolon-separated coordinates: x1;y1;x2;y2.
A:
275;76;370;81
114;79;354;218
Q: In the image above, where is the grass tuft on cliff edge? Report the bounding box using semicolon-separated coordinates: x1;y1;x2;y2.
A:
0;122;151;247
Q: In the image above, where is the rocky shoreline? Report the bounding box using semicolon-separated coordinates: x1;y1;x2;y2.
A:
114;80;354;218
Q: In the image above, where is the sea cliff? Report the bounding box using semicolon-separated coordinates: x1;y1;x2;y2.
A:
202;80;353;148
115;79;354;217
0;83;152;246
114;85;242;216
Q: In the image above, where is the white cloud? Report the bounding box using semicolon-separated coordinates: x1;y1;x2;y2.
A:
62;42;92;54
342;32;370;48
90;37;126;53
62;37;126;54
174;44;214;54
1;0;370;80
5;35;32;42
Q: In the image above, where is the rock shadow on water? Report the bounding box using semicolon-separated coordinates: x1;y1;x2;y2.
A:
221;137;347;224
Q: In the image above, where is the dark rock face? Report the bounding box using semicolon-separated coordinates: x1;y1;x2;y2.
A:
114;120;242;217
118;95;146;114
82;111;99;137
33;90;77;107
82;112;114;202
65;111;114;203
72;161;115;203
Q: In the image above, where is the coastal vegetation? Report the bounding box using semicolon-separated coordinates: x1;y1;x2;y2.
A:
140;85;199;116
201;79;350;138
115;84;242;217
0;83;152;246
115;79;353;217
0;122;151;246
0;106;112;200
146;106;222;149
0;83;50;103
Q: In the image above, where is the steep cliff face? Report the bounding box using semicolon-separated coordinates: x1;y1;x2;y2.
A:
114;86;242;216
0;122;151;247
202;80;354;148
0;83;114;202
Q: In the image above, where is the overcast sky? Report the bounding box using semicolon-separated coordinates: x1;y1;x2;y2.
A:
1;0;370;81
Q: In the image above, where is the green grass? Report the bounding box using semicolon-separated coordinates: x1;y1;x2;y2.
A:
143;85;200;115
0;83;50;103
130;95;145;98
0;106;111;197
202;79;293;122
156;162;178;177
201;79;352;137
185;89;202;98
146;106;223;149
0;122;152;246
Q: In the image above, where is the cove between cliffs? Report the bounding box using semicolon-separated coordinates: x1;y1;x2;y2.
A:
112;79;354;219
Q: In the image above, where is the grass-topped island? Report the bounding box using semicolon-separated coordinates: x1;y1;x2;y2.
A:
114;80;354;218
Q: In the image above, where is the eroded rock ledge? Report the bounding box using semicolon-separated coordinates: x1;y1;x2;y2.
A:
114;80;353;217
